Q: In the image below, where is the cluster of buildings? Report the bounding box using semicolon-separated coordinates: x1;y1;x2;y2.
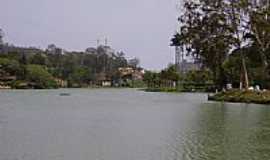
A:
96;67;145;87
46;44;66;55
86;45;115;57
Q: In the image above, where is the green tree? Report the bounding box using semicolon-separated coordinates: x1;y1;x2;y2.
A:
226;0;251;89
249;0;270;68
0;58;21;76
143;71;154;88
26;65;57;89
29;53;48;66
172;0;270;89
172;0;233;89
68;67;92;87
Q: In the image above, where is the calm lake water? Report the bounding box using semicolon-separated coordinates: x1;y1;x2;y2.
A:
0;89;270;160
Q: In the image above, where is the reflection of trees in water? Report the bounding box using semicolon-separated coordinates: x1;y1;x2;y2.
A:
246;106;270;160
165;103;270;160
182;103;228;160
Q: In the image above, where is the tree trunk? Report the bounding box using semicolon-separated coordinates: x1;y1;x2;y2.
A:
260;50;268;88
241;54;249;90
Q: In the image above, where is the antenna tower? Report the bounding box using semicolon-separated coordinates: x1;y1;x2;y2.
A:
0;29;4;45
105;37;108;46
97;39;100;47
175;46;181;72
175;45;185;74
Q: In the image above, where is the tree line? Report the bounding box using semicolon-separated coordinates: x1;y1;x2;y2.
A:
0;40;140;89
172;0;270;90
143;64;213;92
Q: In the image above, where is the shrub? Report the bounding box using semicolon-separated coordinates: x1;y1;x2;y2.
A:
26;65;58;89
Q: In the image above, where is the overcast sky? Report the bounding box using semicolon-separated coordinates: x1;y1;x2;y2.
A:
0;0;180;70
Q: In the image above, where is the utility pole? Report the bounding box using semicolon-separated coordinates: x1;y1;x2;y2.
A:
0;29;4;54
105;37;108;46
0;29;4;45
175;45;185;90
175;46;184;74
97;39;100;47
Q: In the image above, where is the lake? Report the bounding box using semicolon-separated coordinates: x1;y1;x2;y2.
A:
0;89;270;160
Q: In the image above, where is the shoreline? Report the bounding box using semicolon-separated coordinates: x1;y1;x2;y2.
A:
208;90;270;105
0;87;140;90
142;87;211;93
143;88;270;105
3;87;269;105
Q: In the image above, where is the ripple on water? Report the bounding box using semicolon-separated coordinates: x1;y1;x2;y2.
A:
1;89;270;160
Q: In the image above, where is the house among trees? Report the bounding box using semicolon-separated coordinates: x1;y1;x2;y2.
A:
96;72;112;87
46;44;65;55
118;67;144;83
54;78;68;88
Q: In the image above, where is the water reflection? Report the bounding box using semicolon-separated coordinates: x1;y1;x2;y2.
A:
1;90;270;160
167;103;270;160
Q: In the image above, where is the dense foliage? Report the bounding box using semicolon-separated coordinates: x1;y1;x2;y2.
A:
0;43;140;89
172;0;270;89
143;64;180;89
143;64;213;92
26;65;57;89
209;90;270;104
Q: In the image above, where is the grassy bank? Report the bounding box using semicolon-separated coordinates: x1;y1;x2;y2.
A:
143;87;211;93
143;88;178;93
208;90;270;104
143;82;214;93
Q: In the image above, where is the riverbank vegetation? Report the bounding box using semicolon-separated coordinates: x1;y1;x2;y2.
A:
208;90;270;104
0;39;144;89
143;64;214;92
171;0;270;90
164;0;270;102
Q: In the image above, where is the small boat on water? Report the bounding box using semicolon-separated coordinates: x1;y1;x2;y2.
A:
59;93;71;96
